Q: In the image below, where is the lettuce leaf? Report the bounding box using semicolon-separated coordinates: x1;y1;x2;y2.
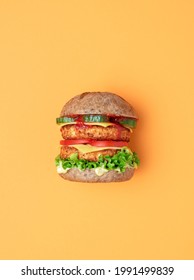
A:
55;147;140;173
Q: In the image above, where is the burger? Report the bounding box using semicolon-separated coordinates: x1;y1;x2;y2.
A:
55;92;140;182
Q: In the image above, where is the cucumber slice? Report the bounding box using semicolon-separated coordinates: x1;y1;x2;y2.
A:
83;115;109;122
56;117;76;124
118;118;137;128
56;115;137;128
56;115;109;124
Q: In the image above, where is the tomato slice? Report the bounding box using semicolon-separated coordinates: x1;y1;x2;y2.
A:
60;139;91;145
60;139;129;147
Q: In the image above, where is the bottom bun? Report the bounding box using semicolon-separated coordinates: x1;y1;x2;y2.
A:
59;168;135;183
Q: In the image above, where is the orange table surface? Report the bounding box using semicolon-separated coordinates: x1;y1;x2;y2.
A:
0;0;194;259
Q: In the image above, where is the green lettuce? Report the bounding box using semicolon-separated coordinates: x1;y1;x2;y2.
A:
55;147;140;173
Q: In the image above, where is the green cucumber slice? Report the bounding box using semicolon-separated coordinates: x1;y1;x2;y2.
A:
118;118;137;128
57;115;109;124
56;115;137;128
56;117;76;124
82;115;109;122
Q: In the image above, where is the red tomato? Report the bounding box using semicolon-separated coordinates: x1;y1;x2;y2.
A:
60;139;91;145
60;139;129;147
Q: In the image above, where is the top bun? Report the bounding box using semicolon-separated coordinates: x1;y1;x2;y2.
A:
60;92;137;118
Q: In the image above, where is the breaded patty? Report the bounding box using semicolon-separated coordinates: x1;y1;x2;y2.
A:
60;124;130;141
60;146;118;161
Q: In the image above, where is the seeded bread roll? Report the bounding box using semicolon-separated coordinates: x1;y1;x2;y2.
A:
60;92;137;118
59;167;134;183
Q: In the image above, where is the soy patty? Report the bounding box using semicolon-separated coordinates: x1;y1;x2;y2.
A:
60;124;130;141
60;146;118;162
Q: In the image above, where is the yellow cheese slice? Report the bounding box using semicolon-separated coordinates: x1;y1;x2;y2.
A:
69;144;130;154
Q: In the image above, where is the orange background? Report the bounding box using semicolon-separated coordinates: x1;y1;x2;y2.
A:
0;0;194;259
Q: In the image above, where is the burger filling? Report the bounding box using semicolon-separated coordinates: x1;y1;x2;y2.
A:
55;115;140;176
60;145;118;161
55;147;139;176
60;124;130;141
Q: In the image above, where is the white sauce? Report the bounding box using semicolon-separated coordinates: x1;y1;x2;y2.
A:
94;167;109;176
56;162;109;177
57;161;70;174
